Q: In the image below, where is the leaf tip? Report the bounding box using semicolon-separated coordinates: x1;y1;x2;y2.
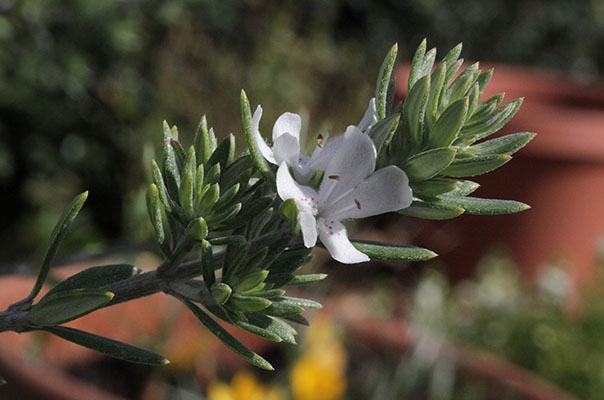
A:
161;358;171;365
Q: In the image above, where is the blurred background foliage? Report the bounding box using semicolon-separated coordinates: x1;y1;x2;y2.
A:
0;0;602;265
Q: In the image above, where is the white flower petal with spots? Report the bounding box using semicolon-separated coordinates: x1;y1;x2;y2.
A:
276;127;413;264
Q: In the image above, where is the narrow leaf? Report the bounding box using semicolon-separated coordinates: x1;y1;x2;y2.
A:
230;294;272;312
194;115;212;164
208;134;236;170
46;264;140;297
376;43;398;119
247;313;297;344
211;283;232;306
443;155;511;177
29;289;113;326
28;191;88;301
241;90;275;189
201;240;215;290
402;75;430;151
351;240;437;261
368;114;399;163
399;200;465;220
428;97;468;147
45;326;168;365
288;274;328;285
437;195;530;215
465;132;536;157
410;178;458;197
408;39;427;90
404;148;457;182
458;98;523;143
147;184;165;245
181;297;274;370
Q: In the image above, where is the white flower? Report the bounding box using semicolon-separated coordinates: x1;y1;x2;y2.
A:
277;125;413;264
252;105;317;183
357;97;378;133
251;98;377;184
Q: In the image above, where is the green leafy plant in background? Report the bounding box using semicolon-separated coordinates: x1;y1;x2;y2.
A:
0;41;533;383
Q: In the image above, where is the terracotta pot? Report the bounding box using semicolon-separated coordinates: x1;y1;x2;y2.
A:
325;293;577;400
395;65;604;298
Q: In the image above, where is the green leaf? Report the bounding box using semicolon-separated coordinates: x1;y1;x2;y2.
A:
471;93;505;120
404;148;457;182
45;326;169;365
211;283;232;306
437;195;530;215
247;313;297;344
28;289;113;326
449;180;480;196
402;75;430;151
464;132;536;157
441;43;462;78
368;114;399;163
194;115;212;164
261;301;304;317
206;203;242;226
410;178;458;197
215;183;240;209
241;90;275;189
203;163;221;186
208;134;236;170
151;160;172;212
283;314;310;326
198;183;219;211
162;140;181;200
376;43;398;119
146;184;165;245
351;240;437;261
428;97;469;148
0;376;6;385
274;296;322;310
235;319;283;343
201;240;215;290
233;270;269;293
181;298;274;370
445;62;479;105
425;61;447;128
476;68;494;93
458;98;523;144
230;294;272;312
185;217;208;241
279;198;299;231
246;289;285;298
28;191;88;301
228;196;273;229
442;155;511;177
179;170;195;219
408;39;426;90
209;235;246;245
220;155;255;190
443;59;464;99
398;200;465;220
288;274;328;285
46;264;140;297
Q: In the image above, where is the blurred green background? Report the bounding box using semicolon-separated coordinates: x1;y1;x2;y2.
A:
1;0;602;264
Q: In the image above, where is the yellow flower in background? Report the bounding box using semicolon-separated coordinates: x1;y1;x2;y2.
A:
207;370;285;400
291;316;347;400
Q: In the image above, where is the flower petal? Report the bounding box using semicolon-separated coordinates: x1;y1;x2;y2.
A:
306;134;344;172
326;166;413;220
276;162;319;212
272;112;301;142
318;218;369;264
273;132;300;167
252;105;276;164
357;97;377;133
319;126;376;204
300;211;318;248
